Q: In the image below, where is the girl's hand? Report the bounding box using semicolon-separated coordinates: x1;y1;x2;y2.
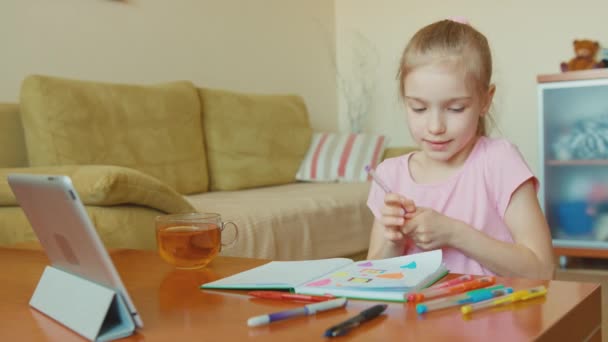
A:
380;193;416;242
402;207;460;250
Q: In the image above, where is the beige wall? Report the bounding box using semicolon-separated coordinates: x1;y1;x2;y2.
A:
0;0;337;131
335;0;608;175
5;0;608;174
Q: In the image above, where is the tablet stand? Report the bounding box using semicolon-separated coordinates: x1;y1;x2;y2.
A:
29;266;136;341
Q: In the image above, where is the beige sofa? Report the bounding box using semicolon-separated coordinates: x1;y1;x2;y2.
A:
0;75;411;260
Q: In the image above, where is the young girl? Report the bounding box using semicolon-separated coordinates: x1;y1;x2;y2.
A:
366;18;555;279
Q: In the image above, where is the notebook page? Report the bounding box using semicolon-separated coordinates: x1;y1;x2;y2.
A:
295;263;448;302
201;258;352;289
295;249;444;294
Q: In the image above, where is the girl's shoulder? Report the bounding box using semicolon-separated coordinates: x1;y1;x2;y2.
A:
477;136;517;151
475;137;533;184
375;152;413;183
475;137;523;162
376;152;412;172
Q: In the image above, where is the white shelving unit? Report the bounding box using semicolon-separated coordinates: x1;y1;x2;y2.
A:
537;69;608;263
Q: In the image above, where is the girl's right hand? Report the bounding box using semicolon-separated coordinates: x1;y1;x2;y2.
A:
380;193;416;242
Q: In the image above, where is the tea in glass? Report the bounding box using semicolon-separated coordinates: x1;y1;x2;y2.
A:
156;213;237;269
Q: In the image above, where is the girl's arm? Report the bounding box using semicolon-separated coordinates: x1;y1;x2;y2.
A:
450;179;555;279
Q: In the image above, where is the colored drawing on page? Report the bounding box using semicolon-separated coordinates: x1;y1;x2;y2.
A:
359;268;386;275
348;277;373;283
332;271;349;278
400;261;416;269
377;272;404;279
306;278;331;287
357;261;373;267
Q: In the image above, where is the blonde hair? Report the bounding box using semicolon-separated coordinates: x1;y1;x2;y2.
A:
397;20;493;136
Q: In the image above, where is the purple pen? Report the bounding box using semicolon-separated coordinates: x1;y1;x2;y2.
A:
364;165;392;193
247;297;347;327
365;165;413;217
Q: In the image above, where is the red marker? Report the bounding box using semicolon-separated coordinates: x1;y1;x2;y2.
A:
248;291;335;303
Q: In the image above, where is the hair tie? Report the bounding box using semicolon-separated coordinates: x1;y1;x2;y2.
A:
447;16;470;25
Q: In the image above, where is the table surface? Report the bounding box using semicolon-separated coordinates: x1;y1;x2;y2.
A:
0;247;601;342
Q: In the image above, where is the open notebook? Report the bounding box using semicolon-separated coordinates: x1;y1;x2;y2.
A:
201;249;448;302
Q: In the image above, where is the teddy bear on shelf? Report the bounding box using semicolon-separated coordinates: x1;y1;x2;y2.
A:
561;39;605;72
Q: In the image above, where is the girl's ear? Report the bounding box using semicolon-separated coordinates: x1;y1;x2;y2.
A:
481;84;496;116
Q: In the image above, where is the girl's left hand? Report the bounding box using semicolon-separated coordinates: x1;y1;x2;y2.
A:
402;207;459;250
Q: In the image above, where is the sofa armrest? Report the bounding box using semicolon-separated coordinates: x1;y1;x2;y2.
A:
0;165;195;214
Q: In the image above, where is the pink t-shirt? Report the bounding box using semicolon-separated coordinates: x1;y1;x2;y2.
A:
367;137;537;276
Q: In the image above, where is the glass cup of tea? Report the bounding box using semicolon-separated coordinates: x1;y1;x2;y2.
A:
155;213;238;269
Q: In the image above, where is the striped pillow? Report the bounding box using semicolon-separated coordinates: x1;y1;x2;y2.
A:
296;132;388;182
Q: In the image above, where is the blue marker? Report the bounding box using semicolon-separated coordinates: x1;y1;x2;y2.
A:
416;286;513;314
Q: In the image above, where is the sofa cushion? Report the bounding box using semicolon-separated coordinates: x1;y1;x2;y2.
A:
199;88;312;191
20;75;208;194
296;132;388;182
0;103;27;168
185;182;373;260
0;165;195;214
0;205;163;250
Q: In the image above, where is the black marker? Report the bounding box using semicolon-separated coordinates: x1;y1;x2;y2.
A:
324;304;387;337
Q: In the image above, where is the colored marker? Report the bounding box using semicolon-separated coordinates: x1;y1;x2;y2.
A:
365;165;415;221
429;274;473;289
248;291;335;303
407;276;496;302
417;285;505;307
247;297;347;327
416;286;513;314
415;285;504;312
461;286;547;315
364;165;392;193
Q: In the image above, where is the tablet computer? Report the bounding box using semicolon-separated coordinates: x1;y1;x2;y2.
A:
7;173;144;328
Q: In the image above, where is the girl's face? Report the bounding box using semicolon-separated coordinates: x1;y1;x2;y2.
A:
403;61;493;166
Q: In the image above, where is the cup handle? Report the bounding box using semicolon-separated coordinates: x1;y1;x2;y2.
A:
220;221;238;249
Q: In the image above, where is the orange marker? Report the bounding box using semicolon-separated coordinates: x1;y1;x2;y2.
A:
407;276;496;302
429;274;473;289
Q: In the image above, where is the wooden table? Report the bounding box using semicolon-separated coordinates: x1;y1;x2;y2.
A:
0;247;601;341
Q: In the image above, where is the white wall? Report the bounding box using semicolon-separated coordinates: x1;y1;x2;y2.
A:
335;0;608;175
0;0;337;131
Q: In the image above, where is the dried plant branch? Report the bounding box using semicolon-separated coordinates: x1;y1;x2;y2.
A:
313;20;379;133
